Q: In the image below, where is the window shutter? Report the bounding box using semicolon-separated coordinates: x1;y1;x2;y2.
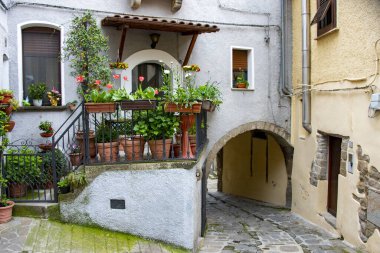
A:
311;0;331;25
233;50;248;71
22;27;60;57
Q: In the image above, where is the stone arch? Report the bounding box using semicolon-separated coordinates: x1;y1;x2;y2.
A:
205;121;294;208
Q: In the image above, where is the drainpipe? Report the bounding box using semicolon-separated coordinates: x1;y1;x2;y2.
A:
301;0;312;133
280;0;292;96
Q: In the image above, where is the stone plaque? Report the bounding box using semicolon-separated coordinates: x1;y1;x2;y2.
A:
110;199;125;209
367;189;380;227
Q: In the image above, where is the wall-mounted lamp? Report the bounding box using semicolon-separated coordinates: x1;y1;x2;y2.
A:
150;33;160;49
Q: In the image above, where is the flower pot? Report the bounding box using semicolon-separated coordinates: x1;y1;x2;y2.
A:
173;144;181;158
119;135;145;161
39;143;53;151
0;201;15;224
97;142;119;162
9;183;27;198
1;95;13;104
76;130;97;158
189;135;196;145
236;83;247;89
40;132;53;138
148;139;172;160
201;100;216;112
0;104;12;115
67;103;76;111
5;120;15;132
69;153;82;166
33;99;43;106
85;103;116;113
191;143;197;156
120;100;158;110
49;98;59;106
164;102;202;113
58;185;70;194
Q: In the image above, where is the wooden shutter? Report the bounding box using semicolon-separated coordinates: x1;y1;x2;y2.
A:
233;49;248;71
22;27;60;57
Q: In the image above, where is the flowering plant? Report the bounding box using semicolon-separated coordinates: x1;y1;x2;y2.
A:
183;64;200;72
39;121;54;134
47;88;61;106
69;143;81;154
109;62;128;70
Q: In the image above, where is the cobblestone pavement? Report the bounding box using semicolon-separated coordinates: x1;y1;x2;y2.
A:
199;190;365;253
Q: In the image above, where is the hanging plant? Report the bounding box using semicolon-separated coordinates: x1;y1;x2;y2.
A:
62;11;111;94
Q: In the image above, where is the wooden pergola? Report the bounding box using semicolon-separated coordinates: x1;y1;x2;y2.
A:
101;15;220;66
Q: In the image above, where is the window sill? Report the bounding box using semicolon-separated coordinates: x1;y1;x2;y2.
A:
231;88;254;92
315;27;339;40
17;106;68;112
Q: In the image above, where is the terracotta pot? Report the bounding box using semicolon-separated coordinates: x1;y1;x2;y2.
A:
76;130;96;158
1;105;12;115
120;136;145;161
5;120;15;132
1;95;13;104
40;132;53;138
191;143;197;156
39;143;53;151
85;103;116;113
9;183;27;198
148;139;172;160
97;142;119;162
120;100;158;110
236;83;247;89
175;134;182;144
69;153;82;166
67;104;76;111
164;102;202;113
0;201;15;224
173;144;181;158
189;135;196;145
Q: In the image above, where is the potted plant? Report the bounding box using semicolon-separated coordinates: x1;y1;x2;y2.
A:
66;100;78;111
69;143;82;166
95;123;119;162
235;71;249;89
134;106;179;160
46;87;61;106
117;116;146;161
84;89;116;113
57;177;70;194
0;89;13;104
28;83;47;106
76;129;97;158
5;146;42;197
109;62;128;75
197;81;223;112
40;149;69;189
39;121;54;137
0;176;15;223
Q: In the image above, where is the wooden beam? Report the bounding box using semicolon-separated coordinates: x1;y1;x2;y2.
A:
118;26;128;62
182;33;198;66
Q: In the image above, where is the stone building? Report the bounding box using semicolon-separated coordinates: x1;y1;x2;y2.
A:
290;0;380;252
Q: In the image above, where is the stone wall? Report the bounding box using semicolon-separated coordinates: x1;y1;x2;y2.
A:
353;146;380;243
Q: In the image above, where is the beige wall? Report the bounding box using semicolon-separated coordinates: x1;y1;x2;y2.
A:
291;0;380;251
222;132;288;206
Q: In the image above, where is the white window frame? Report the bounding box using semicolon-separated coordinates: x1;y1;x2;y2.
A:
17;21;65;105
230;46;255;91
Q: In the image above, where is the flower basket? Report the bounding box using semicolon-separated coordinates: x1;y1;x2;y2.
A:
5;120;15;132
236;83;247;89
164;102;202;113
120;100;158;110
85;103;116;113
40;132;53;138
39;143;53;151
201;100;216;112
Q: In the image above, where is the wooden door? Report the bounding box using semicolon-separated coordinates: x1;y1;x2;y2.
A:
327;136;342;216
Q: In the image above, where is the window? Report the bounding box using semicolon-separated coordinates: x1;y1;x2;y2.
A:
231;47;254;89
22;27;61;105
131;62;162;92
311;0;336;37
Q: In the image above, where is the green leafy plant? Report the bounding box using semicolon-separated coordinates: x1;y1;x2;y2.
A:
0;89;13;96
39;121;54;134
5;147;42;184
109;62;128;69
197;81;223;108
42;149;69;182
62;11;111;92
28;83;47;99
133;85;157;100
235;70;249;88
95;123;119;143
133;106;179;140
111;88;133;101
57;177;69;188
0;111;9;151
67;171;87;188
84;89;114;103
0;175;10;207
22;100;31;106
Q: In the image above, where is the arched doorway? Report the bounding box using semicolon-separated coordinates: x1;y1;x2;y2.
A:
201;121;293;235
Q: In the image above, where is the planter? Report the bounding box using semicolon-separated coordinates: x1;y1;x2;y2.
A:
164;102;202;113
33;99;43;106
191;143;197;156
173;144;181;158
85;103;116;113
119;135;145;161
0;104;12;115
9;183;27;198
58;185;70;194
120;100;158;110
49;98;59;106
69;153;82;166
76;130;97;158
67;103;76;111
201;100;216;112
5;120;15;132
40;132;53;138
39;143;53;151
0;201;15;223
148;139;172;160
236;83;247;89
1;95;13;104
97;142;119;162
189;135;196;145
180;114;195;158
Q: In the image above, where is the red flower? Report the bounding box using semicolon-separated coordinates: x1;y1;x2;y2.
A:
154;89;159;95
76;75;84;83
95;80;101;85
123;76;128;81
138;76;144;82
106;83;113;89
113;74;120;80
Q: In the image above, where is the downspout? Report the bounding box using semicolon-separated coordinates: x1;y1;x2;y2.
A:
280;0;292;95
301;0;312;133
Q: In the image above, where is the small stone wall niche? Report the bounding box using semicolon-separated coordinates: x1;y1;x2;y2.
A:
353;145;380;243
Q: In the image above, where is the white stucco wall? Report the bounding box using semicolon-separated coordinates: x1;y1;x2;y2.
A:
60;166;201;249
